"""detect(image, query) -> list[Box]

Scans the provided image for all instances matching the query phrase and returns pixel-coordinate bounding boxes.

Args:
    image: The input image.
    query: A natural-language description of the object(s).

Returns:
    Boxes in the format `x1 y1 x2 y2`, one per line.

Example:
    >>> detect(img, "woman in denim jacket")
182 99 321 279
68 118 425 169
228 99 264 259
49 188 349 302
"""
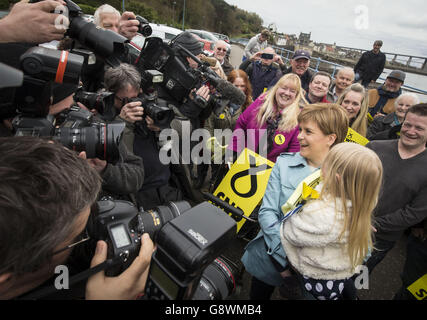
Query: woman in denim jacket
241 103 349 299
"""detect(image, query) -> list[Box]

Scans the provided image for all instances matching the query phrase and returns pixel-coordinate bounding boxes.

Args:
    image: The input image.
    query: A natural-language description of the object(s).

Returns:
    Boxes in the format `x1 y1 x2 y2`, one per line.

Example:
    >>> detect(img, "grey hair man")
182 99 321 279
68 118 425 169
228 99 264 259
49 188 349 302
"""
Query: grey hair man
327 67 355 102
94 4 139 40
213 40 234 76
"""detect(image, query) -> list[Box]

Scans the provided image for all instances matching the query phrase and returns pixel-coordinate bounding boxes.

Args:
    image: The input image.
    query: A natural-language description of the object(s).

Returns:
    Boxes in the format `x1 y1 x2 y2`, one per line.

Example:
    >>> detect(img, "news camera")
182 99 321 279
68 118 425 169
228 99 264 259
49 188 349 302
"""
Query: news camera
6 45 124 162
134 36 246 116
91 199 238 300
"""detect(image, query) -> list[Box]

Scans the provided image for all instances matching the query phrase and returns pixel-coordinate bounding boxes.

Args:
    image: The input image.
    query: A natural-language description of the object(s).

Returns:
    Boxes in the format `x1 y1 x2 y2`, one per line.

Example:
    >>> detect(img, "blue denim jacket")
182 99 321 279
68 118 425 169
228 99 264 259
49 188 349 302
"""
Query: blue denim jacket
241 152 315 286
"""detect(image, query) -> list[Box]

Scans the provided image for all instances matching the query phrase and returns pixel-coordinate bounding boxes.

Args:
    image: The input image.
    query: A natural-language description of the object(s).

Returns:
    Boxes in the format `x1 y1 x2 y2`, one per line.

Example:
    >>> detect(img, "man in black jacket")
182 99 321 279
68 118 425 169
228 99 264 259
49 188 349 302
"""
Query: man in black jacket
354 40 386 88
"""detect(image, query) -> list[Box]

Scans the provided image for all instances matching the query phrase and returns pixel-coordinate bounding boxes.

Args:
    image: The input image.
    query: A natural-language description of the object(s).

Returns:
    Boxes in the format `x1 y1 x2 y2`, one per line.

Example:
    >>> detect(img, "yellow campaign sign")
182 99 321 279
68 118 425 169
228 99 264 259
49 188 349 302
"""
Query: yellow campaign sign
345 127 370 146
407 273 427 300
213 148 275 233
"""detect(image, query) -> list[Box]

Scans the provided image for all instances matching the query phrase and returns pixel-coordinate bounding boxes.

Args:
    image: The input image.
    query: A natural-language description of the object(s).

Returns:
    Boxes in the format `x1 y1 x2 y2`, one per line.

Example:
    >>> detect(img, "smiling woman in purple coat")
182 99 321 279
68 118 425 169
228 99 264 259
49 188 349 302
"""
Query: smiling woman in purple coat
229 73 304 162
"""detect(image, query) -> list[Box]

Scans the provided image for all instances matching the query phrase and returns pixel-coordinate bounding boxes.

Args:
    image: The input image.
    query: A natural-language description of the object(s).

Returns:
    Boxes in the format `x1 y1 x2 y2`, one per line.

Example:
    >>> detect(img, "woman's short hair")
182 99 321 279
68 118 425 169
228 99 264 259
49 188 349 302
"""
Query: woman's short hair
298 103 349 147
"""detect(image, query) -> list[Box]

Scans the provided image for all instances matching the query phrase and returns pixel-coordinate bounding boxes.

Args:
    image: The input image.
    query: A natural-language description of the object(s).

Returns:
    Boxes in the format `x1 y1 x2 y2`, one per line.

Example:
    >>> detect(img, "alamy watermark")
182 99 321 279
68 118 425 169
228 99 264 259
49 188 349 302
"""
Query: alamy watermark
354 5 369 30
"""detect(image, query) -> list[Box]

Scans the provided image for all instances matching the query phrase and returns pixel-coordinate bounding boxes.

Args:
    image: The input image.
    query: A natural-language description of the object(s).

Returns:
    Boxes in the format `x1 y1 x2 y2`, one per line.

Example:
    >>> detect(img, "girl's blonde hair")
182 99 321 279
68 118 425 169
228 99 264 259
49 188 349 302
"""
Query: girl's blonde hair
320 143 383 269
336 83 369 137
256 73 302 132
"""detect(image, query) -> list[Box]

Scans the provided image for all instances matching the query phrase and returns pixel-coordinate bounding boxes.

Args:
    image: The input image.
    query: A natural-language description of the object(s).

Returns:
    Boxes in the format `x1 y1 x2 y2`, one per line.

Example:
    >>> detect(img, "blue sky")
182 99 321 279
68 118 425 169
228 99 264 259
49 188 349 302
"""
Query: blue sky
224 0 427 57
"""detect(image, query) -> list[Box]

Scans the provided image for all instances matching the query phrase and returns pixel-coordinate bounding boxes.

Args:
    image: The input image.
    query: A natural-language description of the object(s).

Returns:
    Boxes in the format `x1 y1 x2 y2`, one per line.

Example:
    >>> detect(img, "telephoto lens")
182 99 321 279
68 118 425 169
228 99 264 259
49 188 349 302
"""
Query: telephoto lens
54 120 125 163
138 201 192 241
191 255 240 300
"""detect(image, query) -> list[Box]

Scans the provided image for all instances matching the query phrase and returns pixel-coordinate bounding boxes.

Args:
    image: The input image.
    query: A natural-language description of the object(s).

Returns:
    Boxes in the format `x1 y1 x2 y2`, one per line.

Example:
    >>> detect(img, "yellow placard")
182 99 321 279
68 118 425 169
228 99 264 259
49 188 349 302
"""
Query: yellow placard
345 127 370 146
407 273 427 300
213 148 275 232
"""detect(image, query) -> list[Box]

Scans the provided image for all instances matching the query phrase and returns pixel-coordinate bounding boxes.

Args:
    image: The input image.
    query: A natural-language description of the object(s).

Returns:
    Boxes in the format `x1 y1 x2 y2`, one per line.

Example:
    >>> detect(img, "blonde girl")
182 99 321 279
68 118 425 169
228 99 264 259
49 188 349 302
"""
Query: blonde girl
280 142 383 300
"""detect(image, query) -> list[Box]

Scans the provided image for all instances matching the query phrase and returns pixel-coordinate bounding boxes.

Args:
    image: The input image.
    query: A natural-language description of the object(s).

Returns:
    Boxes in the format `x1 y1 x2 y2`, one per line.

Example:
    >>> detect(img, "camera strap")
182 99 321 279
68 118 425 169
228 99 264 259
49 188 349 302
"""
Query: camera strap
18 258 119 300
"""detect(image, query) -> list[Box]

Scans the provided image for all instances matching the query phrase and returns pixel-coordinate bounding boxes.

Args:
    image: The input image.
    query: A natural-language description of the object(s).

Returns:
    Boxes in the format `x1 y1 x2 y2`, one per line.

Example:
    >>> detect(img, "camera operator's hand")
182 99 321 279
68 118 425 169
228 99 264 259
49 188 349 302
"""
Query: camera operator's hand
119 101 144 124
190 85 210 103
119 12 139 40
145 116 161 132
78 151 107 173
0 0 68 43
85 235 155 300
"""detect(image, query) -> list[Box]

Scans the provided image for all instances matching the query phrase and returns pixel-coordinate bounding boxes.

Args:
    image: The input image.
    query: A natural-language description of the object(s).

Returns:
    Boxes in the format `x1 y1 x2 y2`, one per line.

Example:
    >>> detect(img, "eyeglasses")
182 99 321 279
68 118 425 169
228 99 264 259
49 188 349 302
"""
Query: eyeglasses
52 228 91 256
216 48 227 52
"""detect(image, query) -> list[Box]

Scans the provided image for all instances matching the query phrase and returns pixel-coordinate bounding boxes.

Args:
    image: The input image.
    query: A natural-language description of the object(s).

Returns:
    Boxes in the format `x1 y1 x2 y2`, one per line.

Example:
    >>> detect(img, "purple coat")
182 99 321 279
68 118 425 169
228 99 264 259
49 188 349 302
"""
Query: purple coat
229 96 300 162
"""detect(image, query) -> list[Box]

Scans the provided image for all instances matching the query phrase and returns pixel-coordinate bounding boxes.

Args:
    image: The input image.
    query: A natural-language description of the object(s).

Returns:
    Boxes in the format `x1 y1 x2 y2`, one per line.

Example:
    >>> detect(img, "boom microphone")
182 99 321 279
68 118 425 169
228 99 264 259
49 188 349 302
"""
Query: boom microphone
215 78 246 106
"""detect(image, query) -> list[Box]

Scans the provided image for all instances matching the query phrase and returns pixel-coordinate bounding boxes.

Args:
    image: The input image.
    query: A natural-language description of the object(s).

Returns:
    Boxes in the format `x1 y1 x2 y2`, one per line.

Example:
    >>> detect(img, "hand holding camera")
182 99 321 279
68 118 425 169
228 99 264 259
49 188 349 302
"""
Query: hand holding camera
119 11 140 40
119 100 144 124
85 235 155 300
0 0 68 44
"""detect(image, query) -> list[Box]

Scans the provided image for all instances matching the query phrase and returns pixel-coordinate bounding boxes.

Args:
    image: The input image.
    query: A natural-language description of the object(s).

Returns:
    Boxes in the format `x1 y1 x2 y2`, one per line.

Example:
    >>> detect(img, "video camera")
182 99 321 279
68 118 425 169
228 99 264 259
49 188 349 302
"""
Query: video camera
134 36 246 116
91 199 238 300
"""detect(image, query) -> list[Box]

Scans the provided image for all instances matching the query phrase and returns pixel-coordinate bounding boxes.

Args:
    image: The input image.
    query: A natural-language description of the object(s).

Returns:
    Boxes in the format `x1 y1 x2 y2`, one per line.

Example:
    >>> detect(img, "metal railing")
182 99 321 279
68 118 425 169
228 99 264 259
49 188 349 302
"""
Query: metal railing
271 45 427 96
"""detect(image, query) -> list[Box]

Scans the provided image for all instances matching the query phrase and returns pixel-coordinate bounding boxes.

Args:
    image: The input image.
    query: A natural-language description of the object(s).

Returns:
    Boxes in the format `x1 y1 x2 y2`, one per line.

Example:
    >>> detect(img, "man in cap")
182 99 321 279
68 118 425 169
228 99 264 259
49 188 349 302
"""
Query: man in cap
368 70 406 118
244 29 270 61
281 49 313 91
354 40 386 88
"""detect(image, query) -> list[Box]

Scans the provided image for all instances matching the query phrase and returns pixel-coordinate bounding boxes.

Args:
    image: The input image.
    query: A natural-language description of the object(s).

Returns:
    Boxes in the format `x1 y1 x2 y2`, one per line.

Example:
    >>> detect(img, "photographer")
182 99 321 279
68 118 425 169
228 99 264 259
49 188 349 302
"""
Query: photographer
104 63 183 210
0 136 154 299
49 83 145 203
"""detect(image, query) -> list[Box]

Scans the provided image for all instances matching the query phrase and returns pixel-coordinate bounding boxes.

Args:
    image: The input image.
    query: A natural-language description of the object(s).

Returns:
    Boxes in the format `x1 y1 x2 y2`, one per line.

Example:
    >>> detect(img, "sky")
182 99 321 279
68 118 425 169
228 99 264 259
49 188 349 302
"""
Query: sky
224 0 427 58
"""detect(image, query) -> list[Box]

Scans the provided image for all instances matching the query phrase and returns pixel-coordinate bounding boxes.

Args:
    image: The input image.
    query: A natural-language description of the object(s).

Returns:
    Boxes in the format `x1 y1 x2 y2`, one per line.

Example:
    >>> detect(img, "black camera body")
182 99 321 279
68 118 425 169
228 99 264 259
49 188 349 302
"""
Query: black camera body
73 87 115 118
125 95 175 130
146 201 237 300
92 199 237 300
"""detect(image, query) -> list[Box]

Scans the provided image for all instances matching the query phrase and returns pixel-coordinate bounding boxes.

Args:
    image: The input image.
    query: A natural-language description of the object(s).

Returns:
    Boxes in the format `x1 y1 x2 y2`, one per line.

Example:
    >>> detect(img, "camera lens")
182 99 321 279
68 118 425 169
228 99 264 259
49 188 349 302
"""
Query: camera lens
54 121 124 163
192 255 238 300
138 201 191 241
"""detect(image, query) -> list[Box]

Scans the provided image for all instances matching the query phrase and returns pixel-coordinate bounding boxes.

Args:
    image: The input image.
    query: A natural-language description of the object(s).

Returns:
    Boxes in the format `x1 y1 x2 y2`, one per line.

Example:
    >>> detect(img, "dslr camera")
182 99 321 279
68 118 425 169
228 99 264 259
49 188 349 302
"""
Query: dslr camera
91 199 238 300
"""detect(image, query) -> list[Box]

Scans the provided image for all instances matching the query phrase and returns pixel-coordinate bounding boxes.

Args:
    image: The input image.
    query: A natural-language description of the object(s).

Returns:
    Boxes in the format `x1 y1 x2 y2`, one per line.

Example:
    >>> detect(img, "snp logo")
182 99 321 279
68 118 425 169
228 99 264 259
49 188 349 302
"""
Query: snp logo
54 265 69 290
354 5 369 30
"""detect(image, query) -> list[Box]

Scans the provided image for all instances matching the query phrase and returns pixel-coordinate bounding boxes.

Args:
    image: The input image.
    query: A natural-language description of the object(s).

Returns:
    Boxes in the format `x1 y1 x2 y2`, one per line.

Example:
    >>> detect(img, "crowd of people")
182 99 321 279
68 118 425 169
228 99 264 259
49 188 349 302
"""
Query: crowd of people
0 1 426 301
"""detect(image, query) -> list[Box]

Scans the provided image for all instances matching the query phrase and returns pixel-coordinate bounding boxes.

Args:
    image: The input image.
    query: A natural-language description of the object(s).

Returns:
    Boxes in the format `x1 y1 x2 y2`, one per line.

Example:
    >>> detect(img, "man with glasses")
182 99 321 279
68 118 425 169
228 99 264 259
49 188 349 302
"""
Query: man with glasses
104 63 184 210
213 40 234 76
0 136 154 299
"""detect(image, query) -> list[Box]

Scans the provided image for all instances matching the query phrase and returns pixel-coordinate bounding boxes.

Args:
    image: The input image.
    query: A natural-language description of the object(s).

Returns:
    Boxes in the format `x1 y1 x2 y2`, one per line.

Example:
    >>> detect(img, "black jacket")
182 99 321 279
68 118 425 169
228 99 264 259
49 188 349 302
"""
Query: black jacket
354 50 386 82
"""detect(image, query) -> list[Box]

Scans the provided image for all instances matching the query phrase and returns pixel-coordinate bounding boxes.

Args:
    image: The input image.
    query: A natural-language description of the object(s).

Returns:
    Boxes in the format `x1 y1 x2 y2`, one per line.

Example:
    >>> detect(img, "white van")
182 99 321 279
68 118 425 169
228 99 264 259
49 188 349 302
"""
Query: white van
131 24 183 50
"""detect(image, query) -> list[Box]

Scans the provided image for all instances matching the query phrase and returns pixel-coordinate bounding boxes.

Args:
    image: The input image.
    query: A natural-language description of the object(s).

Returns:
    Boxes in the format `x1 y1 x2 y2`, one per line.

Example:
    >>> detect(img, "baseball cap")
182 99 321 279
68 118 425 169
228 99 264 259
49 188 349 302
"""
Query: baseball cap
387 70 406 83
292 50 311 60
